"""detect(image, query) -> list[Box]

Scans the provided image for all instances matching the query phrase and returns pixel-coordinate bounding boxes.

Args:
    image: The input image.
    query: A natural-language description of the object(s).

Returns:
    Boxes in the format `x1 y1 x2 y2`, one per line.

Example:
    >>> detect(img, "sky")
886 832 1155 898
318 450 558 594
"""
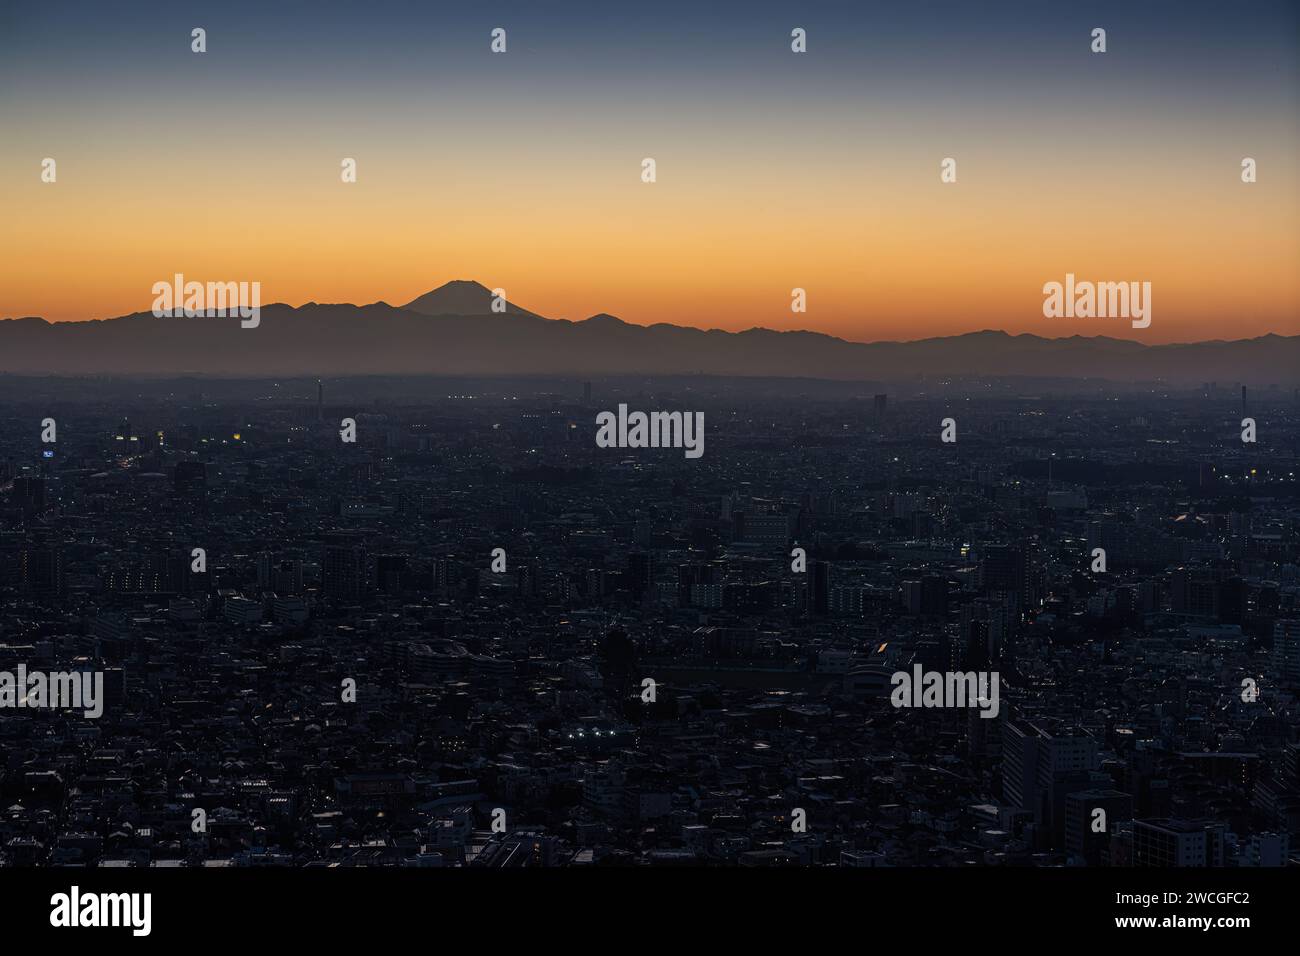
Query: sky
1 0 1297 343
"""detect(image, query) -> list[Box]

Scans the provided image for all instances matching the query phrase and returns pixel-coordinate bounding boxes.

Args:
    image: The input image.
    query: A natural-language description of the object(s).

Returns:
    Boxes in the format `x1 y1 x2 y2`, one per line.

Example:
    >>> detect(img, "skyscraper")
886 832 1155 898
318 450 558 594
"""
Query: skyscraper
1273 619 1300 685
1003 721 1099 841
323 534 368 604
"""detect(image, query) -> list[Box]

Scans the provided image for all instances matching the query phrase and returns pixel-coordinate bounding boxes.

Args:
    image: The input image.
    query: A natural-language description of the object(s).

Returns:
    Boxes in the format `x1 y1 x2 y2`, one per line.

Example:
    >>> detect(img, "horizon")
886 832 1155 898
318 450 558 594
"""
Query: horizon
4 277 1297 350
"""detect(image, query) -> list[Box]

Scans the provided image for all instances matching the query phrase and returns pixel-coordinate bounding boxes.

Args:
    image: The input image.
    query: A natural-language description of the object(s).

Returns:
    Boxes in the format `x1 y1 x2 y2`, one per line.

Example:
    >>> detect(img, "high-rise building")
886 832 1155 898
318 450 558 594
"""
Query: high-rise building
323 535 368 603
20 544 65 595
1132 819 1226 867
1064 789 1132 865
627 552 654 600
809 560 830 615
1003 721 1099 831
980 545 1037 610
376 554 407 594
739 511 794 546
1239 833 1288 867
1273 619 1300 684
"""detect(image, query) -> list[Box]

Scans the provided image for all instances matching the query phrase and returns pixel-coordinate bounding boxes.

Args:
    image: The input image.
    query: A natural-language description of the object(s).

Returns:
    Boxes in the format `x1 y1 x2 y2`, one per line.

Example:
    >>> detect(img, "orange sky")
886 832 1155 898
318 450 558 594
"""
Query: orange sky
3 51 1297 344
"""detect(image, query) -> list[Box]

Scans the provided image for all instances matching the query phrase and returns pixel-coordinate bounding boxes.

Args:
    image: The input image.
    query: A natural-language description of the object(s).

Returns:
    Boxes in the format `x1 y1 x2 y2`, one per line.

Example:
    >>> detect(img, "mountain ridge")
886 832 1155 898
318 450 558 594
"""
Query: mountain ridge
1 281 1296 382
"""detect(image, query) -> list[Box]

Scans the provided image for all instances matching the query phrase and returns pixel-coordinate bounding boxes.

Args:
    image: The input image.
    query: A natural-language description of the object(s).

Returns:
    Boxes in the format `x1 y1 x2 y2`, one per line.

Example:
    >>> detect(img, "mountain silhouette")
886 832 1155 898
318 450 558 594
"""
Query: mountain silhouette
1 281 1296 382
402 280 543 319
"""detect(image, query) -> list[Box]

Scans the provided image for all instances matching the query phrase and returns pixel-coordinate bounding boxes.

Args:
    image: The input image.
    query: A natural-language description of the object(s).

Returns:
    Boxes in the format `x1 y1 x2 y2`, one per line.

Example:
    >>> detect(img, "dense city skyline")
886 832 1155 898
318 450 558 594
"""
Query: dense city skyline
1 374 1297 875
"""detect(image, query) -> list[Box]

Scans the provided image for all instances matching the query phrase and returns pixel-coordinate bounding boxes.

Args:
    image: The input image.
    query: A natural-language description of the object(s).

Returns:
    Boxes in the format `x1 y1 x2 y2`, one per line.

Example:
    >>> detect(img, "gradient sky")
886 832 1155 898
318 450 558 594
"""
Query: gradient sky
1 0 1297 343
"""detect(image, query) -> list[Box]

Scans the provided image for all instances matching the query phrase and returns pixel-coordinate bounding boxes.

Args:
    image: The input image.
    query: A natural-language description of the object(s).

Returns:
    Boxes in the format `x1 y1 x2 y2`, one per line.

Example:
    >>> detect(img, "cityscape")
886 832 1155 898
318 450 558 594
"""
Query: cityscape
1 0 1296 936
1 370 1296 869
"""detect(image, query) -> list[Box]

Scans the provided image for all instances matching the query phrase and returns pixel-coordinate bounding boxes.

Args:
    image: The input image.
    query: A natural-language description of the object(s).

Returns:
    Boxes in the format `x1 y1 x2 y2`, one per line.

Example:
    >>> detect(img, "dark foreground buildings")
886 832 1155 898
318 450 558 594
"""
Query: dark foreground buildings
0 374 1296 867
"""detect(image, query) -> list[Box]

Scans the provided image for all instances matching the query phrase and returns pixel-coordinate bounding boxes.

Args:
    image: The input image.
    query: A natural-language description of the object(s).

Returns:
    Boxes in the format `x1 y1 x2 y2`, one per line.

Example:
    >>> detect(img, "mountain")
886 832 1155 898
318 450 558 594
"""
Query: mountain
1 281 1296 382
401 280 544 319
